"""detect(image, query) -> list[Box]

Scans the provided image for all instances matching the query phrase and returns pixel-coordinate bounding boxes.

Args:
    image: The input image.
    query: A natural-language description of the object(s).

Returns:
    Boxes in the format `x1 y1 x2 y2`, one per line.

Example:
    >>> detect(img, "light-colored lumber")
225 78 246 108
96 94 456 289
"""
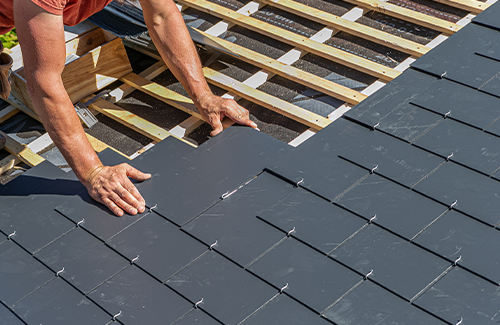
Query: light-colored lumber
202 67 331 130
0 105 19 124
258 0 429 57
432 0 489 14
0 131 45 167
0 155 20 175
194 29 367 105
177 0 400 81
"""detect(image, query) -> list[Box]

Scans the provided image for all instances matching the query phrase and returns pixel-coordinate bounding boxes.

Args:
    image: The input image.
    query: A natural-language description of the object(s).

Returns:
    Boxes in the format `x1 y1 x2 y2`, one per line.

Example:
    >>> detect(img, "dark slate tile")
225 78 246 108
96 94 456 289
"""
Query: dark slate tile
410 78 500 130
248 238 361 313
166 252 277 325
413 162 500 226
137 126 289 225
345 69 438 131
89 265 192 324
413 118 500 175
414 210 500 285
0 195 75 254
182 172 293 267
108 213 207 282
13 278 110 324
241 294 330 325
330 226 449 300
55 193 149 242
0 303 23 325
0 241 53 307
96 148 129 167
486 117 500 138
259 187 365 254
323 281 445 325
174 309 221 325
336 175 447 239
473 1 500 31
339 131 444 188
35 228 129 294
480 72 500 98
414 267 500 324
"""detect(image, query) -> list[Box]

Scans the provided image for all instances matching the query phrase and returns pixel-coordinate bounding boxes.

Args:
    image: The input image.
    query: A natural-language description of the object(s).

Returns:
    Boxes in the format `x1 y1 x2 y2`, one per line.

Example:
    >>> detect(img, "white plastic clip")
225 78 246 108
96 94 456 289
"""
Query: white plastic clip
296 179 304 187
287 227 296 237
455 317 463 325
370 165 378 174
444 110 451 118
56 267 64 277
364 269 373 280
280 283 288 293
77 219 85 227
210 240 217 250
369 215 377 223
372 122 380 130
453 255 462 266
113 310 122 321
449 200 457 209
7 231 16 240
441 71 447 79
131 255 139 264
446 152 454 161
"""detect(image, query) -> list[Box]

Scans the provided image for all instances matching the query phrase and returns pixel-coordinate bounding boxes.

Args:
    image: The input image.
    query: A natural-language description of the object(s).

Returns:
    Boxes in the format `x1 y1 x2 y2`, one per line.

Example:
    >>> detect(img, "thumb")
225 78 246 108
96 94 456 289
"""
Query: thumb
210 117 224 137
125 164 151 181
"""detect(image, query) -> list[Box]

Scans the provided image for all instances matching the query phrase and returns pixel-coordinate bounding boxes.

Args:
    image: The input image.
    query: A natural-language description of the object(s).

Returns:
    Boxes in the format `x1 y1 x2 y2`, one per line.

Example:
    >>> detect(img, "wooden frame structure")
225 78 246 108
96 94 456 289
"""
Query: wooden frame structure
0 0 496 176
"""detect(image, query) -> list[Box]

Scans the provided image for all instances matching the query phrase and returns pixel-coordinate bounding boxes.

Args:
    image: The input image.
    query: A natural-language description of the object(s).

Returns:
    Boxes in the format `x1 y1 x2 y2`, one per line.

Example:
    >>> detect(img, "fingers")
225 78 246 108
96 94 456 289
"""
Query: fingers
226 102 258 130
125 164 151 181
210 116 224 137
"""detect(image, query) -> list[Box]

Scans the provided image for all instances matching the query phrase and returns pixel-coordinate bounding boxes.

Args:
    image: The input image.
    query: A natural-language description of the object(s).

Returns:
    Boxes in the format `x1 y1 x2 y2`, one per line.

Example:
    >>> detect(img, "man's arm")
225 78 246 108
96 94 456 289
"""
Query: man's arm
13 0 150 216
139 0 258 136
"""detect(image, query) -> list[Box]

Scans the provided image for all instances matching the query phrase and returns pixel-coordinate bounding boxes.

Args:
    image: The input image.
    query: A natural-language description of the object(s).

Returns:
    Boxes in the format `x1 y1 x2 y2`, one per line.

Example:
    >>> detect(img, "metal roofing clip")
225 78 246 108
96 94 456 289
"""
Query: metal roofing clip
446 152 453 161
369 215 377 223
149 204 157 213
455 317 463 325
370 165 378 174
56 267 64 277
195 298 203 308
210 240 217 250
449 200 457 209
280 283 288 293
7 230 15 240
287 227 296 237
364 269 373 280
77 219 84 227
372 122 380 131
296 179 304 187
440 71 447 79
131 255 139 264
113 310 122 321
221 188 237 199
444 110 451 118
453 255 462 266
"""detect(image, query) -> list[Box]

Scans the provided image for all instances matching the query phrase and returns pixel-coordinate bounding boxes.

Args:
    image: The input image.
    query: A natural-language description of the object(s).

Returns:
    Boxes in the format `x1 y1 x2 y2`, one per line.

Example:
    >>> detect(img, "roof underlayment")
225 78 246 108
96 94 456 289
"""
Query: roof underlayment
2 1 500 324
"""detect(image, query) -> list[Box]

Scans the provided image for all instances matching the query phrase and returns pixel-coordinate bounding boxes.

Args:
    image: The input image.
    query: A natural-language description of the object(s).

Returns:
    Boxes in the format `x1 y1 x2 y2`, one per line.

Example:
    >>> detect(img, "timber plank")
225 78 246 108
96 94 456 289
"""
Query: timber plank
0 131 45 167
0 105 19 124
433 0 489 14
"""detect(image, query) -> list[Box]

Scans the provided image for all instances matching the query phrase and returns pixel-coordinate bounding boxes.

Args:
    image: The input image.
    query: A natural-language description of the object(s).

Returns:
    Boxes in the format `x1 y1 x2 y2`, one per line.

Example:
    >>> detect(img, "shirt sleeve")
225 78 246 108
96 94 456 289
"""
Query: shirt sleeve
30 0 69 15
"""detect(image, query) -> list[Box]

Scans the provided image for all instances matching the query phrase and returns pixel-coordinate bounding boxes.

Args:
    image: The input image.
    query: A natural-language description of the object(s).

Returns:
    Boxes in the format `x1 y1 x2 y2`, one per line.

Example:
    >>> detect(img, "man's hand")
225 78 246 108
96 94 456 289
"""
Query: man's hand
197 93 258 137
84 164 152 217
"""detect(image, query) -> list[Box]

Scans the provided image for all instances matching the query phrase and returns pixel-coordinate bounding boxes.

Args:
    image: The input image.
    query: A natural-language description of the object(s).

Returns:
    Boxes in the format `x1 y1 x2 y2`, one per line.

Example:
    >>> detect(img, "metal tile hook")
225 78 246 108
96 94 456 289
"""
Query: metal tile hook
195 298 203 308
440 71 447 79
453 255 462 266
77 219 85 227
296 178 304 187
113 310 122 321
455 317 463 325
7 231 16 240
446 152 454 161
364 269 373 280
210 240 217 250
131 255 139 264
56 267 64 277
287 227 296 237
444 110 451 118
370 165 378 174
369 215 377 223
372 122 380 131
280 283 288 293
149 204 157 213
449 200 457 209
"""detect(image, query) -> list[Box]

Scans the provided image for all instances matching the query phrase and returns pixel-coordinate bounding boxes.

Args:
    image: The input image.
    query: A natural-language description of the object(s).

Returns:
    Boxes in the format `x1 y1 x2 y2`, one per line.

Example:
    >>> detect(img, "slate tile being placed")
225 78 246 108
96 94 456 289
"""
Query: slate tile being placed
166 251 277 325
330 225 449 300
336 175 447 239
174 308 221 325
13 278 110 325
414 267 500 324
413 118 500 175
0 240 53 307
413 161 500 226
35 228 129 294
241 293 331 325
248 238 361 313
414 210 500 285
339 130 444 188
89 265 192 324
410 78 500 130
323 280 445 325
259 187 365 254
137 126 289 225
182 172 293 267
0 303 23 325
108 213 207 282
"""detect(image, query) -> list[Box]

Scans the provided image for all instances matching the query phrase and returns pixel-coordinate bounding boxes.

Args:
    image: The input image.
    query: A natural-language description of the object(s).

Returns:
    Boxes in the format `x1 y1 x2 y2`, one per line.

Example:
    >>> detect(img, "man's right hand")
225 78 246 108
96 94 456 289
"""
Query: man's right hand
84 163 152 217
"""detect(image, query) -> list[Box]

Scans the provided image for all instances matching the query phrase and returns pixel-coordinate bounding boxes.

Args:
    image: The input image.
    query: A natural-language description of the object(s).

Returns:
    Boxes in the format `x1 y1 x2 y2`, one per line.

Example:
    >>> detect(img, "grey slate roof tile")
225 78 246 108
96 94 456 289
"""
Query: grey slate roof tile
107 212 207 282
323 281 446 325
413 161 500 226
259 187 366 254
473 0 500 31
166 251 278 325
0 302 23 324
0 240 53 307
182 172 293 267
35 228 129 294
479 72 500 98
414 267 500 324
414 210 500 285
330 225 450 300
88 265 192 324
12 278 110 325
248 238 362 313
335 174 448 239
173 308 222 325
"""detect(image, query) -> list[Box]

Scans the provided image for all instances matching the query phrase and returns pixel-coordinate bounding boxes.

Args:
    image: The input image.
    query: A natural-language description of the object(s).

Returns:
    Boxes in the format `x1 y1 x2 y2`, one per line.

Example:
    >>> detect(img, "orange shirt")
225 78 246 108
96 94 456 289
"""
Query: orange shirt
0 0 113 34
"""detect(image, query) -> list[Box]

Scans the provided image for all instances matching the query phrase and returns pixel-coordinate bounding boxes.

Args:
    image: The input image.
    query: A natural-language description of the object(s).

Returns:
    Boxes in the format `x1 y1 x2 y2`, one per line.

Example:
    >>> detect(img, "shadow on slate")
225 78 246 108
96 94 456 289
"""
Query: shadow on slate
136 126 290 226
182 172 294 267
414 210 500 285
335 174 448 240
88 265 193 325
35 228 129 294
107 212 208 282
12 277 110 324
414 267 500 324
330 225 450 301
473 0 500 31
258 185 366 254
323 280 445 325
166 251 277 325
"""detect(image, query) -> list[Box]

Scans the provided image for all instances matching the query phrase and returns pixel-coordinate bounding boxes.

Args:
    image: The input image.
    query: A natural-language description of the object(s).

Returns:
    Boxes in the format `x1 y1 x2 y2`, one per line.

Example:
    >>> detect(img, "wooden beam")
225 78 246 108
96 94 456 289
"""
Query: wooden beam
0 105 19 124
258 0 429 57
194 29 367 105
177 0 400 81
0 154 20 175
432 0 489 14
340 0 461 34
202 67 331 130
0 131 45 167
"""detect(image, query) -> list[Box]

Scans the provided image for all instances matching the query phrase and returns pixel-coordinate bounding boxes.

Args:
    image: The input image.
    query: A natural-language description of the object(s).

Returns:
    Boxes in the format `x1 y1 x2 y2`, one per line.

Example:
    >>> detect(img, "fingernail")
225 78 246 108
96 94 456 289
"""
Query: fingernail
129 208 137 215
255 128 261 132
138 205 145 213
251 122 258 128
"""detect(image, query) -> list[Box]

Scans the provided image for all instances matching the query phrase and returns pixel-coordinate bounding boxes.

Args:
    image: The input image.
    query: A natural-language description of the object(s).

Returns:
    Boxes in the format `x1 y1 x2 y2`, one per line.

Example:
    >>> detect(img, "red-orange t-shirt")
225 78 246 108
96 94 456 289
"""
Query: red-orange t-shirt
0 0 113 34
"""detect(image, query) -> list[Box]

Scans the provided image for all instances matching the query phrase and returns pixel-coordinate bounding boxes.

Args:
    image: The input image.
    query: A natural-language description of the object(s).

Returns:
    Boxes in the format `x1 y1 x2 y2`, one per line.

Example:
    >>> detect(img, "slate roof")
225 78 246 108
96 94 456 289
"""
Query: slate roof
2 2 500 324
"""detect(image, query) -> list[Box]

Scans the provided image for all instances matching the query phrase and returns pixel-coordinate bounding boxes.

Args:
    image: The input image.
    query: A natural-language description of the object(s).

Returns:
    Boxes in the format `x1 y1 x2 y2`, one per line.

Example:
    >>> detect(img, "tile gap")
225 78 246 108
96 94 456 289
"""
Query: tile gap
320 277 366 315
410 159 447 189
170 307 196 325
30 226 77 255
332 173 371 203
243 233 290 269
410 208 451 241
408 114 446 145
237 291 282 325
162 249 212 283
410 263 456 303
327 222 371 255
104 211 152 242
477 68 500 90
9 276 58 308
